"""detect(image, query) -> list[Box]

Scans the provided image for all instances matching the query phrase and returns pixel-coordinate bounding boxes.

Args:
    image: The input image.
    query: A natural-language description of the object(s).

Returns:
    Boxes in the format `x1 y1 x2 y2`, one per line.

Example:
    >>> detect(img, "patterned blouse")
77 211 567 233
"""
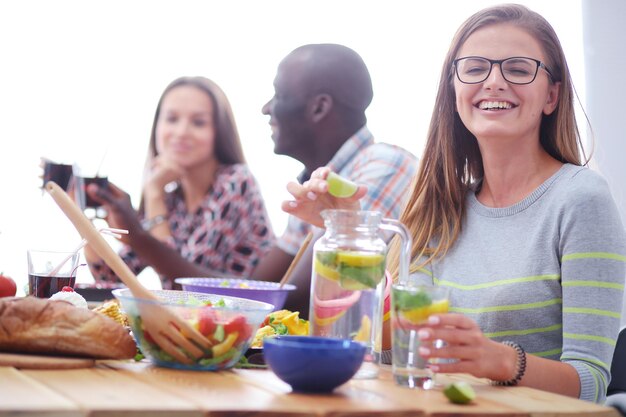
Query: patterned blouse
91 163 275 289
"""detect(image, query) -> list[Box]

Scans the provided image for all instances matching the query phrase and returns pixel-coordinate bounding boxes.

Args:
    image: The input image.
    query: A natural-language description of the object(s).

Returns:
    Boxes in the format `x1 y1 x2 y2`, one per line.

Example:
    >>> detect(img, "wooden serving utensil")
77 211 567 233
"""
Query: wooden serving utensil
45 181 210 363
279 232 313 288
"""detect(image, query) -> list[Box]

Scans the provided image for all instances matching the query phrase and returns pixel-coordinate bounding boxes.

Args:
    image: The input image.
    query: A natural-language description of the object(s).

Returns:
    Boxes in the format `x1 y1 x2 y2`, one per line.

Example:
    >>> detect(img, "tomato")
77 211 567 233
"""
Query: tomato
0 274 17 297
223 315 250 343
143 330 156 345
198 307 218 337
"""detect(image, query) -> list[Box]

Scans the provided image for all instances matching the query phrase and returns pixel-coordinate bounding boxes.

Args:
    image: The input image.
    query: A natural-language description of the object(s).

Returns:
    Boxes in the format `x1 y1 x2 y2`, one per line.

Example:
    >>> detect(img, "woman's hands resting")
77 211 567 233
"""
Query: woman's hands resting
281 167 367 227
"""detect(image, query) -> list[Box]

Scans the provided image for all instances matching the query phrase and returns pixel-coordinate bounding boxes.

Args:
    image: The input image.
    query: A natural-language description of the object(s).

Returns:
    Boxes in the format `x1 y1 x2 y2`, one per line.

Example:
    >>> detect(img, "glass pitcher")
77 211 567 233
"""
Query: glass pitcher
309 209 411 379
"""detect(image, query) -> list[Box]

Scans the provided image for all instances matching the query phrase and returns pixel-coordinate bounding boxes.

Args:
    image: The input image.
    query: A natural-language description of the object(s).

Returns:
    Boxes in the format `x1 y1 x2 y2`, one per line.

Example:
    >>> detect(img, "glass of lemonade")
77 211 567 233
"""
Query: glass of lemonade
391 283 449 388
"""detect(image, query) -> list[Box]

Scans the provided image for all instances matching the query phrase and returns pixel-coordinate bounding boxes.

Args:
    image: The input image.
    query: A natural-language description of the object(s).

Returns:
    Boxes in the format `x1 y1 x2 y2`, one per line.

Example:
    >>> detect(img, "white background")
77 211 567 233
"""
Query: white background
0 0 585 294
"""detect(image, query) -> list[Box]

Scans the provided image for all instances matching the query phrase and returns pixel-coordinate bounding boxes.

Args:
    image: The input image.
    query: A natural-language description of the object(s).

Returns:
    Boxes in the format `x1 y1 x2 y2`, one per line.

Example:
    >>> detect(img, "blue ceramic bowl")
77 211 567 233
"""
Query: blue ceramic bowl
175 277 296 311
264 336 366 392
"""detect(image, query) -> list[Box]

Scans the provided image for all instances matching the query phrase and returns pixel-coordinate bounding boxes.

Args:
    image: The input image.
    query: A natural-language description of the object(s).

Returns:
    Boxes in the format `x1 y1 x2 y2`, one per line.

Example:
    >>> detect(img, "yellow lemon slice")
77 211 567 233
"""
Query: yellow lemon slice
353 315 371 343
314 257 340 282
428 299 450 315
326 172 358 198
314 309 346 326
339 275 374 291
337 251 385 267
400 299 449 324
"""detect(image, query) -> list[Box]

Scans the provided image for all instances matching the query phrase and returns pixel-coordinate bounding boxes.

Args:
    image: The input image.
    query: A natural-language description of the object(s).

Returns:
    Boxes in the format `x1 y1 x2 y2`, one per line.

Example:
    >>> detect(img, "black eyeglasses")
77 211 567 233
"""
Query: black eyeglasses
453 56 554 85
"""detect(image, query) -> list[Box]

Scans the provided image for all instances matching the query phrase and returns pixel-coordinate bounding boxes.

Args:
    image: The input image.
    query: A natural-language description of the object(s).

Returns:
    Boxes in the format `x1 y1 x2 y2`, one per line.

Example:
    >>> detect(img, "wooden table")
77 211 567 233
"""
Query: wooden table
0 360 619 417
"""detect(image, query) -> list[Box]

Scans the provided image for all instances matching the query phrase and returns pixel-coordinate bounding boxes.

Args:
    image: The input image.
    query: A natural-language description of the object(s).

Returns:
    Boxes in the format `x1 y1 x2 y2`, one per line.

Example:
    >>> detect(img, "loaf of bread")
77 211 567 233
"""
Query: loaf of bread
0 296 136 359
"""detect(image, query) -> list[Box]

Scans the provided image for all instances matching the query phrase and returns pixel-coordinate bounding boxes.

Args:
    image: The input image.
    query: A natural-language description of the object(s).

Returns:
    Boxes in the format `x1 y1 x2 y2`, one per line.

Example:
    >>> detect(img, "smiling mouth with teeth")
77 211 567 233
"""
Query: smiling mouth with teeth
478 101 515 110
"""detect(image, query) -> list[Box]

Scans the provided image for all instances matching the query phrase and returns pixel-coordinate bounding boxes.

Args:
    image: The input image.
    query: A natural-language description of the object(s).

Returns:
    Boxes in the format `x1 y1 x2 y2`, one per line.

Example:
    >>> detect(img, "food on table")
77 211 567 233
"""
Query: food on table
443 381 476 404
251 310 310 348
0 296 136 359
0 273 17 297
326 171 358 198
93 300 128 326
49 286 88 309
128 298 257 368
314 250 385 290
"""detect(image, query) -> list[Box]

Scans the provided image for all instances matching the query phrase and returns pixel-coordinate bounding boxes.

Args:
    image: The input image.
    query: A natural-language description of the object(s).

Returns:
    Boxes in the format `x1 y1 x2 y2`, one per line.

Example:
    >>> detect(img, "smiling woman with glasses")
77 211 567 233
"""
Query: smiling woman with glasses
453 56 554 85
383 3 625 404
280 3 626 405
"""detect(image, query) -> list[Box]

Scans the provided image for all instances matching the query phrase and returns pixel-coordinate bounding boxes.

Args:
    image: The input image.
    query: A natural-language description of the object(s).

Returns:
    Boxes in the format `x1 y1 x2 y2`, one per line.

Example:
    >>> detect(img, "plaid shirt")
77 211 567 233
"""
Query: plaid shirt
92 164 275 289
277 125 418 255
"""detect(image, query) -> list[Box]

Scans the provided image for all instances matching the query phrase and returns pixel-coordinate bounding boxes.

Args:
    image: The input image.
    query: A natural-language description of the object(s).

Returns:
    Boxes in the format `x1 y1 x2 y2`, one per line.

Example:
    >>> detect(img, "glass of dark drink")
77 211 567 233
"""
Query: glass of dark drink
73 176 109 219
80 176 109 208
27 250 80 298
41 159 74 191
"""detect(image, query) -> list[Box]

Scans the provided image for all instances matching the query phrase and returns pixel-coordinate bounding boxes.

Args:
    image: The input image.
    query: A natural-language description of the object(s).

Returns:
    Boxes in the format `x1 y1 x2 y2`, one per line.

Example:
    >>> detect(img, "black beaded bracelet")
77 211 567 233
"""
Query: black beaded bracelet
493 340 527 386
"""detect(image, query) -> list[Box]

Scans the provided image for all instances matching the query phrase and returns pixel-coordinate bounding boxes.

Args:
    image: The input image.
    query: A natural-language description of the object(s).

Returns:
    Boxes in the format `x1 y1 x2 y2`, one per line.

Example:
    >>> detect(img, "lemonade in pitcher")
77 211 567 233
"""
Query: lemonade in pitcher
310 209 410 379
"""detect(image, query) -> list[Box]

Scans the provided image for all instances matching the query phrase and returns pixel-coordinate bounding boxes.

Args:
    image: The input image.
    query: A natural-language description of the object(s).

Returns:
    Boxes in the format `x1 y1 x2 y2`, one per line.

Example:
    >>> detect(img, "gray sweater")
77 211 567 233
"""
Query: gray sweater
410 164 626 402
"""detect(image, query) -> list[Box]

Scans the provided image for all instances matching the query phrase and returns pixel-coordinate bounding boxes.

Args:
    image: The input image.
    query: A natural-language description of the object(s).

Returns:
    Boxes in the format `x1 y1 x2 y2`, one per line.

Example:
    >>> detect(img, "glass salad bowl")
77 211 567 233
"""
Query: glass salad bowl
113 289 274 371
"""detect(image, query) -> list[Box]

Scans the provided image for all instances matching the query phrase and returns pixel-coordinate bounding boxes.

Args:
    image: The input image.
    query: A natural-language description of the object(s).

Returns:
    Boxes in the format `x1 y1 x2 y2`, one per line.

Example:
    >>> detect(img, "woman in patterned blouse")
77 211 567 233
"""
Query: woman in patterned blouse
85 76 275 289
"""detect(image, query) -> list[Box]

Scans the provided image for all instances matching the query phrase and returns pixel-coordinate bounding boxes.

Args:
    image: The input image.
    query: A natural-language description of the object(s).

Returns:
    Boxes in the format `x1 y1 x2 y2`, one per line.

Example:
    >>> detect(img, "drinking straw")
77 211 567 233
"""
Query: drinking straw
46 227 128 277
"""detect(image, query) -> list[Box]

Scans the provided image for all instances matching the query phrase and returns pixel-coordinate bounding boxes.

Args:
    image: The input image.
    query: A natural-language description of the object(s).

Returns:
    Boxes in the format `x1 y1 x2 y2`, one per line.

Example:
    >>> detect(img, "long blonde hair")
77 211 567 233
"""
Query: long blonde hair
388 4 587 280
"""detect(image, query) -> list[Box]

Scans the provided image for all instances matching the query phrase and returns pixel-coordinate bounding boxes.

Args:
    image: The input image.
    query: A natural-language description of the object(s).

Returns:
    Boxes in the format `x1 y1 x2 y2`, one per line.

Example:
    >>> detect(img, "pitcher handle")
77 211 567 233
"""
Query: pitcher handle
380 218 412 284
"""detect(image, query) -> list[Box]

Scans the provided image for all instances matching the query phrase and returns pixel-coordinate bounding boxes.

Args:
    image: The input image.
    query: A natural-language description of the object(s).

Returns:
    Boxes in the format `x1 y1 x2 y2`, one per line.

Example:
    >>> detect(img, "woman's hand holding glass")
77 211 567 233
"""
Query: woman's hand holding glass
85 182 140 244
281 167 367 228
417 313 517 382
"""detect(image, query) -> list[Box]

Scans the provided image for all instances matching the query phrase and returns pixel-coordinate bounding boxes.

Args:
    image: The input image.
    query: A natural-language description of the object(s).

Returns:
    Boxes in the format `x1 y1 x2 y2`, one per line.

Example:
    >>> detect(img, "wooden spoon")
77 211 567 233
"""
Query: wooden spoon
45 181 210 363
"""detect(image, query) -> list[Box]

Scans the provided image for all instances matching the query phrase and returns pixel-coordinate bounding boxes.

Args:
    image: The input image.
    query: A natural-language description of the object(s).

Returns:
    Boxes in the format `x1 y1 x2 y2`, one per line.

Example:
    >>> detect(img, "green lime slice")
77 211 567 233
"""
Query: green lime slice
327 172 358 198
316 251 337 266
443 381 476 404
338 264 384 290
339 274 374 290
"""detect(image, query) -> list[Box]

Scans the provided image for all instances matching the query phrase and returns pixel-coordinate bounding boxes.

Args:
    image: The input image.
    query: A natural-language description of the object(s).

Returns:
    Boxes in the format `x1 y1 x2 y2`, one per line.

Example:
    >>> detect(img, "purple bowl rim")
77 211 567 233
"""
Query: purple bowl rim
112 288 275 312
264 336 366 351
174 277 296 291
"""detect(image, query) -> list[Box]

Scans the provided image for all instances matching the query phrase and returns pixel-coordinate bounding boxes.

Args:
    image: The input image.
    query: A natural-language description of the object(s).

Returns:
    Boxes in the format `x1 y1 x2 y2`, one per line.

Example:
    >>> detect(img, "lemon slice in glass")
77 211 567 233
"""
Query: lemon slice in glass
400 299 450 324
314 257 340 282
336 251 385 267
327 172 358 198
443 381 476 404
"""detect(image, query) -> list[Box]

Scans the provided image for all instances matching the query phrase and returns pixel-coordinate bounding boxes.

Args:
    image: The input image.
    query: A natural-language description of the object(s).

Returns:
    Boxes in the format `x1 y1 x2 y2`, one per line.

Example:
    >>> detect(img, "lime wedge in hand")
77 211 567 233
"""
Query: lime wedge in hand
327 172 358 198
443 381 476 404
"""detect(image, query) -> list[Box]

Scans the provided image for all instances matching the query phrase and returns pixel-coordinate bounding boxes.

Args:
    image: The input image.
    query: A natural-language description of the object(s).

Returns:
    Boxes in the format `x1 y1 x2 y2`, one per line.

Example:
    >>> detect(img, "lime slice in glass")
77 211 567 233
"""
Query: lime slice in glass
327 172 358 198
443 381 476 404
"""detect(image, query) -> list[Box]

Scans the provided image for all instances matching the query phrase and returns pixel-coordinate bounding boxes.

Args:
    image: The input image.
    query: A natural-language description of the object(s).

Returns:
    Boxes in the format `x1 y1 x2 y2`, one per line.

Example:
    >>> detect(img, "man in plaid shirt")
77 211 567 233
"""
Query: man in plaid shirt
252 43 417 314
